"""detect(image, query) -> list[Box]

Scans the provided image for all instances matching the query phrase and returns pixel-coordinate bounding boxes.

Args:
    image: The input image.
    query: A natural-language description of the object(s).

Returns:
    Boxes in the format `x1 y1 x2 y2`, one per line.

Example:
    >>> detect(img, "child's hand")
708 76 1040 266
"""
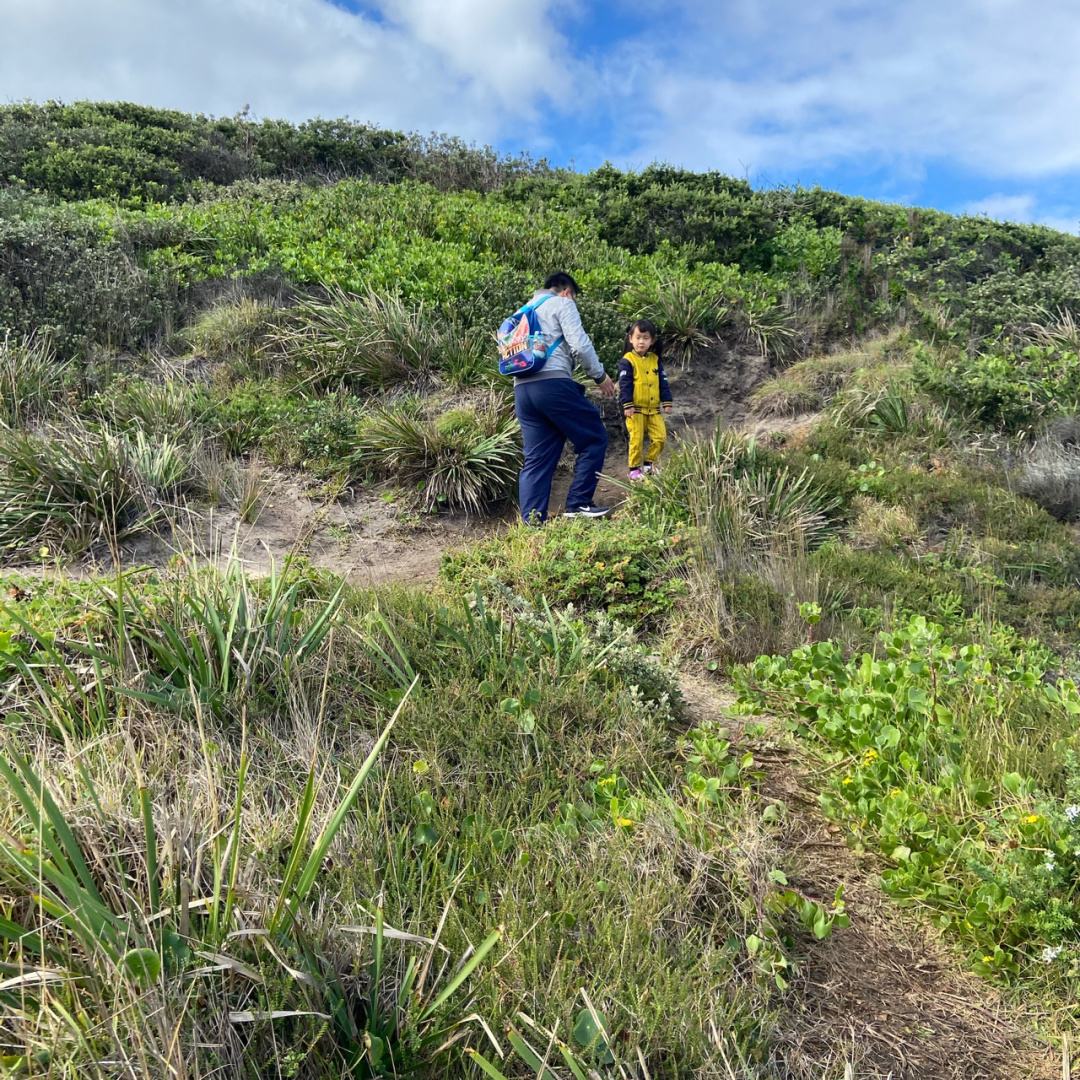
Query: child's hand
623 405 636 417
662 403 672 414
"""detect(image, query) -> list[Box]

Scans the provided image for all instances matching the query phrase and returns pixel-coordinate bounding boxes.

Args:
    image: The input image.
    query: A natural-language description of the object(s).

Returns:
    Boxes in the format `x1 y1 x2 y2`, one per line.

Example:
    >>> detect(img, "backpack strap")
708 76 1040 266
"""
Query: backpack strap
516 291 557 316
518 292 564 358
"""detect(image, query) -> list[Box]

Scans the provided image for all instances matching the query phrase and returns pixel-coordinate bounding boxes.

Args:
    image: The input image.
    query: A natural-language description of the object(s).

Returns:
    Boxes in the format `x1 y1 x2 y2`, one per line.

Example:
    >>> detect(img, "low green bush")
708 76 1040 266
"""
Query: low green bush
441 517 689 630
736 614 1080 984
916 344 1080 430
197 379 365 475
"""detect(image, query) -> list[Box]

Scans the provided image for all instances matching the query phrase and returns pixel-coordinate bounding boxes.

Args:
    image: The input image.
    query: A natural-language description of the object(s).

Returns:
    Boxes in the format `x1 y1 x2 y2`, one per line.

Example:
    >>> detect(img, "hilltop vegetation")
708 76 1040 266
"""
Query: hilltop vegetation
1 101 1079 1077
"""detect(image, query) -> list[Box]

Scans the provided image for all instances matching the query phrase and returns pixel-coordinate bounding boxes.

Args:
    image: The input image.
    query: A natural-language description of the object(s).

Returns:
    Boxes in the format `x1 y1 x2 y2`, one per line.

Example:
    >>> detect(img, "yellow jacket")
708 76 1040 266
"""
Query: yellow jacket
617 350 672 413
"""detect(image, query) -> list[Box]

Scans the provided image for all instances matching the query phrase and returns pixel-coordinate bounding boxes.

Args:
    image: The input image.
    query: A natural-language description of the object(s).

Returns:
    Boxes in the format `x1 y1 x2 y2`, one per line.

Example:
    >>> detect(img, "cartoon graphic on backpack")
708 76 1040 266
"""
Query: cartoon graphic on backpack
496 293 565 377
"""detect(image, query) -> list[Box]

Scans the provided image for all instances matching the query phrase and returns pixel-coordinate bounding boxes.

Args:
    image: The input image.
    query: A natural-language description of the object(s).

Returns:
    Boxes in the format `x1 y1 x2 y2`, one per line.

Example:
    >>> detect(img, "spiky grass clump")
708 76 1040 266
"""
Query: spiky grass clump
276 288 459 391
353 396 520 513
82 374 199 437
624 278 727 370
0 420 200 555
0 332 71 426
180 296 284 369
737 291 798 362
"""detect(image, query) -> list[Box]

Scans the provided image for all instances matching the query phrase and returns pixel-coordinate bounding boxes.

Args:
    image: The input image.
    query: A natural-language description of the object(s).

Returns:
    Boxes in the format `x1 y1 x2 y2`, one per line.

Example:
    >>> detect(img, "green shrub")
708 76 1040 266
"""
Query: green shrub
0 189 181 356
0 101 546 203
196 378 291 455
915 343 1080 430
867 462 1062 546
441 517 689 629
736 614 1080 983
197 379 366 476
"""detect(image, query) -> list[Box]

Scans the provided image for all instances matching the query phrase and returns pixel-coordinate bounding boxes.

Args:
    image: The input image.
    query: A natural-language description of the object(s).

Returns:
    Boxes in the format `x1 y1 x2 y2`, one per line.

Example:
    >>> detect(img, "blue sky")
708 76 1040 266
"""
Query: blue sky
4 0 1080 231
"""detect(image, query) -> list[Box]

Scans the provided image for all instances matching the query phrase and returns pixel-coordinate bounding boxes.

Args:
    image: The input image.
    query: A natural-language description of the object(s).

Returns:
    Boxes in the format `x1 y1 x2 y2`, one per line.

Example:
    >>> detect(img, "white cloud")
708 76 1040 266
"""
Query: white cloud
963 194 1038 222
604 0 1080 181
0 0 568 139
962 193 1080 234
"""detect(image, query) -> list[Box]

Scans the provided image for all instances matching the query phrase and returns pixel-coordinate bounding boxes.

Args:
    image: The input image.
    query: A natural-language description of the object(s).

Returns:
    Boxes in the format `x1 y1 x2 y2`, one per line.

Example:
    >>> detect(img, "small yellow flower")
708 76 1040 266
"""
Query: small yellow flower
842 776 854 786
595 562 606 569
889 788 902 797
863 748 879 761
37 546 49 559
1024 814 1041 825
615 817 635 828
982 955 994 964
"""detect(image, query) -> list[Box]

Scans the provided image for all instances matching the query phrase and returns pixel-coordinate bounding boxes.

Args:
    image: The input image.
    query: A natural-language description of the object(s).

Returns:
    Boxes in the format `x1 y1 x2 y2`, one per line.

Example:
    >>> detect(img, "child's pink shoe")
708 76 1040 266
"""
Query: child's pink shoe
628 468 644 482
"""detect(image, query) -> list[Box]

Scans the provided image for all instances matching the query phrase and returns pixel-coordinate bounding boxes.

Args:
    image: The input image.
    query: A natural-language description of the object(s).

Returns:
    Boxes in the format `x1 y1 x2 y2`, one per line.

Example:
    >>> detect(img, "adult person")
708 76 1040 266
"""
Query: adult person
513 272 618 523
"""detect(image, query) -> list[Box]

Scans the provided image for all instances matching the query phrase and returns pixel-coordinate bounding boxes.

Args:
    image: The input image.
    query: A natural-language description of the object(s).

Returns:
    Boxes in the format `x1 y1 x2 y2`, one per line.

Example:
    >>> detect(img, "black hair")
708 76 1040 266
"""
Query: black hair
624 318 661 356
544 271 582 295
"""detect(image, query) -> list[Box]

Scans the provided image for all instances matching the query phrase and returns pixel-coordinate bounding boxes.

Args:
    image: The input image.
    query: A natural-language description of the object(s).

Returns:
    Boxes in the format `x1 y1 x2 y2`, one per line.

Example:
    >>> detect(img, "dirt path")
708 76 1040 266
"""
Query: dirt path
680 671 1060 1080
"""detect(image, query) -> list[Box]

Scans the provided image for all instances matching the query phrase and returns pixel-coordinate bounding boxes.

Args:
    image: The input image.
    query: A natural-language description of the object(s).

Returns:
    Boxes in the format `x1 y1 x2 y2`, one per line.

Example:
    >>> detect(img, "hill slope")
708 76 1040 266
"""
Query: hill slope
1 101 1080 1077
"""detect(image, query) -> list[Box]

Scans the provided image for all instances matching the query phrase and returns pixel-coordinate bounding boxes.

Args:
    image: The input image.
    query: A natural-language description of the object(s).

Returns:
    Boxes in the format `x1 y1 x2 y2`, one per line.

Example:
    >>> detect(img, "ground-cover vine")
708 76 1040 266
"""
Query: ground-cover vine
734 614 1080 988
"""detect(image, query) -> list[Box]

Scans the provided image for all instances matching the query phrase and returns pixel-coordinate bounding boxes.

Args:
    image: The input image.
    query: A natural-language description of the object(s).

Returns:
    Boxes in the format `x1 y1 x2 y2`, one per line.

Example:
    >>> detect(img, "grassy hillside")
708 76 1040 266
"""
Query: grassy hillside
2 102 1079 1077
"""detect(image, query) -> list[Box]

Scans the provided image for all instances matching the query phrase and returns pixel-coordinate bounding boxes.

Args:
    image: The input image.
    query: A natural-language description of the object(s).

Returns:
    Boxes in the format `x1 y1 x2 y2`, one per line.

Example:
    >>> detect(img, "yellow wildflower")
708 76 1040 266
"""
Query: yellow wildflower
37 546 49 559
1024 814 1041 825
889 788 902 797
863 748 879 761
982 955 993 964
595 562 606 569
615 817 634 828
842 776 854 786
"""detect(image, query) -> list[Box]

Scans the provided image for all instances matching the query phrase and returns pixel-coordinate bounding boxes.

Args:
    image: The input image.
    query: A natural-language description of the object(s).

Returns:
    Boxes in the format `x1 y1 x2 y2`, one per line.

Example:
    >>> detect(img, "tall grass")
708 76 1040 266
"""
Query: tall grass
180 296 284 371
633 430 842 661
0 562 822 1075
0 683 408 1076
0 332 71 426
0 419 202 556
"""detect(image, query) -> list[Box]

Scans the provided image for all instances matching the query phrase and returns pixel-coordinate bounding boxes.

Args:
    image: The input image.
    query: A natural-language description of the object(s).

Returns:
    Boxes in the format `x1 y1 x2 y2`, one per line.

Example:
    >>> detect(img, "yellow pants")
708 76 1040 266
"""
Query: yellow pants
626 411 666 468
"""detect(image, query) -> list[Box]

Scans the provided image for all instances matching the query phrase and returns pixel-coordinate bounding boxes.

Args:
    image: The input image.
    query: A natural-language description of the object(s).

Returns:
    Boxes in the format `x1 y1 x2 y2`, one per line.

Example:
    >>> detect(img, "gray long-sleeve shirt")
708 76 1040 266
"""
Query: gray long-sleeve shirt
523 290 607 383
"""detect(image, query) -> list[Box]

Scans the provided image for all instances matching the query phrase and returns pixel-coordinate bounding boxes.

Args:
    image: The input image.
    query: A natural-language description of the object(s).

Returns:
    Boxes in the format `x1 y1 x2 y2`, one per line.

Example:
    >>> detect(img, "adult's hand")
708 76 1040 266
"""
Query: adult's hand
597 375 618 399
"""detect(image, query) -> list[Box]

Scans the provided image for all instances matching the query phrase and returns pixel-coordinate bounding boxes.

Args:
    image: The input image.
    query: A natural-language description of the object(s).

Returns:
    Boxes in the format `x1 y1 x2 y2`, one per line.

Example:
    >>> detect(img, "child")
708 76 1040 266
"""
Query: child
617 319 672 481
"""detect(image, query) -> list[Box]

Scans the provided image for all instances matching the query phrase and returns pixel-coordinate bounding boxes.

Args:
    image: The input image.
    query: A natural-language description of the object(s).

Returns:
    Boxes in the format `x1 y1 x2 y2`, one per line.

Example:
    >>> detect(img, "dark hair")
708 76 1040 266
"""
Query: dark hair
544 271 581 295
624 318 661 355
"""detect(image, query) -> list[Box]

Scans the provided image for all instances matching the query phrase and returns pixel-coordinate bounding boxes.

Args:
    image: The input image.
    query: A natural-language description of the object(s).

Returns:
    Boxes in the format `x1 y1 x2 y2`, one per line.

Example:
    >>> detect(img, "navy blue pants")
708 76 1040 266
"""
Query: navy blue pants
515 378 608 523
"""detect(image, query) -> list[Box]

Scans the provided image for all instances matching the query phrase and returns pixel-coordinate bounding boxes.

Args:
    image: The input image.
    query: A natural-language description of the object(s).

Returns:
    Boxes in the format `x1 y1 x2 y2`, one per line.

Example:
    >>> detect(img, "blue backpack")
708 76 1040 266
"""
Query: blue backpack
496 293 564 377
